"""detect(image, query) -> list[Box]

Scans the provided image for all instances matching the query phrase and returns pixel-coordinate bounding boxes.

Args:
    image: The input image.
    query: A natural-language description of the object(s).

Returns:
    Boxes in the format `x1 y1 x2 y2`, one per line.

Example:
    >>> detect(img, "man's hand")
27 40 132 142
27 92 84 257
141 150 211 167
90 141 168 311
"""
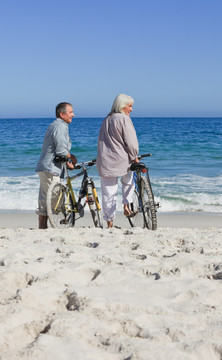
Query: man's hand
66 153 77 170
67 161 74 170
70 154 77 165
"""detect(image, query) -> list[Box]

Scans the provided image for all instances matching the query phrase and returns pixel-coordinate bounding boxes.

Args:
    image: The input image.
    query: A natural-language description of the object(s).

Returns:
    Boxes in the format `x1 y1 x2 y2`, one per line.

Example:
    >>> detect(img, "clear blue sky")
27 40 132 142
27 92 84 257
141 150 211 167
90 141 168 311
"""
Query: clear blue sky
1 0 222 118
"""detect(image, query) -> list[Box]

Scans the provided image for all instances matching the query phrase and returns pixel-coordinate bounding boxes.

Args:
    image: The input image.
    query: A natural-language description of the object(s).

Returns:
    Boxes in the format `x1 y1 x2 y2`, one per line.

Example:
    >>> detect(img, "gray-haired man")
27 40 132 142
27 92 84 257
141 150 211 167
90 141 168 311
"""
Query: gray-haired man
36 102 77 229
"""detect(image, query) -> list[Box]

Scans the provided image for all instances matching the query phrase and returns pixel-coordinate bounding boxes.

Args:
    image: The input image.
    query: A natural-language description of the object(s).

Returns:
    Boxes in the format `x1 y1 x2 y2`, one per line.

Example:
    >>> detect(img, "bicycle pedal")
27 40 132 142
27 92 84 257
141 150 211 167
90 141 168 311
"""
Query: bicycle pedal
60 219 67 224
79 210 84 217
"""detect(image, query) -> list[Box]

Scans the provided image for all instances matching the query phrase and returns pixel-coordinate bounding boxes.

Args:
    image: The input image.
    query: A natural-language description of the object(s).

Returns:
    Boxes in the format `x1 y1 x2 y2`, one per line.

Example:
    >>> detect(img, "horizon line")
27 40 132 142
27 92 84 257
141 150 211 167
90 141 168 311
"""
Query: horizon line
1 115 222 120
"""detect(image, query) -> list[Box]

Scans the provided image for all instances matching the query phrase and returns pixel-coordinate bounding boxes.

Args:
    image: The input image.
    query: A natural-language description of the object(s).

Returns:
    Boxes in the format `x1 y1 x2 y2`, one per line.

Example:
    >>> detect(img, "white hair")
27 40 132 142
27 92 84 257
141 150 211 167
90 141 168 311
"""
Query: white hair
109 93 134 114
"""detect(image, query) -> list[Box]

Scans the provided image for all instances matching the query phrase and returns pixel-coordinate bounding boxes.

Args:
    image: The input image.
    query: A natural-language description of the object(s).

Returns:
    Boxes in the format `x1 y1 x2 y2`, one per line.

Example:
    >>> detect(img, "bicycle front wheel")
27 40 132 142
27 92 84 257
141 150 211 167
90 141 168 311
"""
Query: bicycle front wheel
47 182 75 229
87 184 103 228
141 176 157 230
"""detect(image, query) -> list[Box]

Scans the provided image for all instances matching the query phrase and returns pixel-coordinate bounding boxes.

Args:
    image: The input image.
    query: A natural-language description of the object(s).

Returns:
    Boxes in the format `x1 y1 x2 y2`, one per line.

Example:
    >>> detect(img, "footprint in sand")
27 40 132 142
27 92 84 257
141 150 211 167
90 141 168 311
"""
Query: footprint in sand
173 290 197 302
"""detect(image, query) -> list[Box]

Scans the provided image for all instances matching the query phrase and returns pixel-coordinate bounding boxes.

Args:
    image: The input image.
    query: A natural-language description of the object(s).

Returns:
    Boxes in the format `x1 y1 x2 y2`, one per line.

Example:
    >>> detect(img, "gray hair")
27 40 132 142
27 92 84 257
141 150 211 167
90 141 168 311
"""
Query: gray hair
109 94 134 115
55 102 72 118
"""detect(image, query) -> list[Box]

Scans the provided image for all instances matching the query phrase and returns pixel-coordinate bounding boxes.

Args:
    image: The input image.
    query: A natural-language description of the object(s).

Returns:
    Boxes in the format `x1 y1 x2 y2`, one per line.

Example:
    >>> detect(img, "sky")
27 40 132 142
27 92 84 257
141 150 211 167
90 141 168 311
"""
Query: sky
1 0 222 118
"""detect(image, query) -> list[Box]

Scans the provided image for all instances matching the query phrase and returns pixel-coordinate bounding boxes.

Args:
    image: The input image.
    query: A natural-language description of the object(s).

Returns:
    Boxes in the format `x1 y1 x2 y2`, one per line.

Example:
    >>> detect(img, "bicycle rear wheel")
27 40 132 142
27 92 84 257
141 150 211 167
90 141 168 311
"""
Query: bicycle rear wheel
128 187 146 228
87 184 103 228
141 176 157 230
47 182 75 229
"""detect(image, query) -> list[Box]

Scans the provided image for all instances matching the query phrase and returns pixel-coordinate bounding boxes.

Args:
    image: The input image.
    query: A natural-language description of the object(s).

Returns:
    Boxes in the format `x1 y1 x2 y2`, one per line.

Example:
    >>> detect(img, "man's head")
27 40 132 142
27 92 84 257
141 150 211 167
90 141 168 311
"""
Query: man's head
56 102 74 124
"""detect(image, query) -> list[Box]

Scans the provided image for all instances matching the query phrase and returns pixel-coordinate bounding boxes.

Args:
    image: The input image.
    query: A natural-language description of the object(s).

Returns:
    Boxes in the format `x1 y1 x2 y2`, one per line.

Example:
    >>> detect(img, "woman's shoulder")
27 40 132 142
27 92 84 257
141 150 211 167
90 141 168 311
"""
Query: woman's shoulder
108 113 131 122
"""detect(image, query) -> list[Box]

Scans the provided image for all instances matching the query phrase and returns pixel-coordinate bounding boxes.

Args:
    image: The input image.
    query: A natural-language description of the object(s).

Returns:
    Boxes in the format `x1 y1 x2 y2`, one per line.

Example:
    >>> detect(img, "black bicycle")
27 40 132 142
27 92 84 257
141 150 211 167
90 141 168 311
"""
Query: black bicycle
128 153 159 230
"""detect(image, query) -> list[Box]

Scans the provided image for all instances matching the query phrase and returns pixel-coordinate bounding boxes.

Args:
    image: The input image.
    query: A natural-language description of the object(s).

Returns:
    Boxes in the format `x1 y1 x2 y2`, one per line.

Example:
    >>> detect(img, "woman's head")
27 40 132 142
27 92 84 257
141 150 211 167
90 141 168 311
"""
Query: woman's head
110 94 134 116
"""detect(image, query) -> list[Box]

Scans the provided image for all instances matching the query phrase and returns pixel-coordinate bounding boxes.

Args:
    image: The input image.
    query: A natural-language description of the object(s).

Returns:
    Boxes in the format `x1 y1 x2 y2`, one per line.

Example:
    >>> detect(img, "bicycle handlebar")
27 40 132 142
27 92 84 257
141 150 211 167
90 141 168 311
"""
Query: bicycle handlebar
74 159 96 169
138 153 152 159
54 155 96 170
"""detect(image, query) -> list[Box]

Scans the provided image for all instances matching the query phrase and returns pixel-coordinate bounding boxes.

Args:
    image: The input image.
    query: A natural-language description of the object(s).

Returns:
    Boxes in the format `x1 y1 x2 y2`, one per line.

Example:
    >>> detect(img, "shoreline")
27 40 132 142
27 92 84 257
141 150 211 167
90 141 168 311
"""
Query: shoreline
0 211 221 229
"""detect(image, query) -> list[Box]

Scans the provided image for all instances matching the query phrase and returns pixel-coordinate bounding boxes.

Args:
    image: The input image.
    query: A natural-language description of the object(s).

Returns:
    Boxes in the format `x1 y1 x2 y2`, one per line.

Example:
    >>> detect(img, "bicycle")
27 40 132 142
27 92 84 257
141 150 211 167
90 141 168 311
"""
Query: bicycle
46 156 103 229
128 153 159 230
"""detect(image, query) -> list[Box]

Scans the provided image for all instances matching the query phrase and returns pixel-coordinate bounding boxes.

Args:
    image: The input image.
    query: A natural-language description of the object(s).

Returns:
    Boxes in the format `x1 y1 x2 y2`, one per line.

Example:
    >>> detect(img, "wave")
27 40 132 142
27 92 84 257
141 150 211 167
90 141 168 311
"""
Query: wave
0 175 40 211
152 174 222 212
0 175 101 212
0 174 221 213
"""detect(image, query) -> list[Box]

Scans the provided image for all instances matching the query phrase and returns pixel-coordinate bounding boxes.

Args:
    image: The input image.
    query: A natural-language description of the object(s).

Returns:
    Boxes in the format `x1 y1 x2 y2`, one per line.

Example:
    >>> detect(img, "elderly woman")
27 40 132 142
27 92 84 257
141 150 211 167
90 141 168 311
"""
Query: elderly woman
97 93 139 228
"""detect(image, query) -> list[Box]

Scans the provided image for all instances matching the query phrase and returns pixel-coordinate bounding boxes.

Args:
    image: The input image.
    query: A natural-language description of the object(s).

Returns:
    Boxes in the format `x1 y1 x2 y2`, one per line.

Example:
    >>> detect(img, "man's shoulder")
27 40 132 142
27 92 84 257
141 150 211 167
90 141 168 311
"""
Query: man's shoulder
53 118 67 126
50 118 67 132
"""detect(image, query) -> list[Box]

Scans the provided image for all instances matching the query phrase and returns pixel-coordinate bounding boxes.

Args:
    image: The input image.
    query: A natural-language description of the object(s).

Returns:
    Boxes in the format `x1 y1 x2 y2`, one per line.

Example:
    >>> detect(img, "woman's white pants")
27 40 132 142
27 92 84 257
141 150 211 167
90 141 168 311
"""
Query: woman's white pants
101 171 135 221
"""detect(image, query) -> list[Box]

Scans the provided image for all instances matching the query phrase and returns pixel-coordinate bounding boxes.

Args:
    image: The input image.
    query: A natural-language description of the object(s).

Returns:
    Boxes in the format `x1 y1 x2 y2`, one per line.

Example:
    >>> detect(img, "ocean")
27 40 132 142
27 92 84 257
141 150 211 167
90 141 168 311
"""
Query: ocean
0 117 221 214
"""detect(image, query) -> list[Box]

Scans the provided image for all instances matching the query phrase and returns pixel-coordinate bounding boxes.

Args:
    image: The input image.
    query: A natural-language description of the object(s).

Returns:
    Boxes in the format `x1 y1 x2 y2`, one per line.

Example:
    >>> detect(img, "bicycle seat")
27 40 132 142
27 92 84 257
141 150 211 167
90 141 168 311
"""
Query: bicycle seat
54 155 67 163
130 162 146 171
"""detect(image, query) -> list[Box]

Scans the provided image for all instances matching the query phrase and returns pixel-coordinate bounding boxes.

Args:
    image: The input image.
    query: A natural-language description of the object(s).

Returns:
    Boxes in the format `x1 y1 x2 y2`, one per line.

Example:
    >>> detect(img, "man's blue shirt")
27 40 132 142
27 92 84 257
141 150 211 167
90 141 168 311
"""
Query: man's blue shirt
36 118 71 175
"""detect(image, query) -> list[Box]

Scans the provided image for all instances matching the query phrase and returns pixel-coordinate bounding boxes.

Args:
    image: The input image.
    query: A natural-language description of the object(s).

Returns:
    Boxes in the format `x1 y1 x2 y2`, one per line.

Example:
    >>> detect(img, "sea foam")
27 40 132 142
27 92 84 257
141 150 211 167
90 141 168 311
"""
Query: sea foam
0 174 221 213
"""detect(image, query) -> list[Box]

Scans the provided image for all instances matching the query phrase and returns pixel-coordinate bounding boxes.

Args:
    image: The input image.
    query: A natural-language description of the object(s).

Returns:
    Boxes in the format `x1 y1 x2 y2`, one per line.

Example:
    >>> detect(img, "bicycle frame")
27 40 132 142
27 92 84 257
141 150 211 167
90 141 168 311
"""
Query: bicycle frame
62 162 101 215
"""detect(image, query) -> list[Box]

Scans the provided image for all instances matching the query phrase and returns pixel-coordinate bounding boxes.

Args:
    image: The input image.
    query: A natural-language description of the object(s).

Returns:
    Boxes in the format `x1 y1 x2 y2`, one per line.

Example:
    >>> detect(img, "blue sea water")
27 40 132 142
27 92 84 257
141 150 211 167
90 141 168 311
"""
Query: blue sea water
0 117 222 213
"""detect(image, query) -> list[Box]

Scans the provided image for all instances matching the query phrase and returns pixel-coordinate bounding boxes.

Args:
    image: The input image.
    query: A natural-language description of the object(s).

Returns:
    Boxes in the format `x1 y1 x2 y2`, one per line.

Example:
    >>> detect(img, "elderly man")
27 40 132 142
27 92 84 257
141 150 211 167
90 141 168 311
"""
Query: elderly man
36 102 77 229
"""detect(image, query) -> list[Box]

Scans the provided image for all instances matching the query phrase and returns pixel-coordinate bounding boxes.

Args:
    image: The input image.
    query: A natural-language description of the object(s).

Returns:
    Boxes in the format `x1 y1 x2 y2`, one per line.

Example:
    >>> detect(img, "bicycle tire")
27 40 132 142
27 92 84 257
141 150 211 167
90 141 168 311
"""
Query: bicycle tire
128 187 146 228
141 176 157 230
87 184 103 228
47 182 75 229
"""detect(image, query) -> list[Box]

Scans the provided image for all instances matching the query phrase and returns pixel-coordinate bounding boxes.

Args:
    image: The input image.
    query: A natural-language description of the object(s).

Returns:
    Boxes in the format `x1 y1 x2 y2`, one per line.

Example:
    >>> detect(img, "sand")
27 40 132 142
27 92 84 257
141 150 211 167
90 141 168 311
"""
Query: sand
0 212 222 359
0 211 221 229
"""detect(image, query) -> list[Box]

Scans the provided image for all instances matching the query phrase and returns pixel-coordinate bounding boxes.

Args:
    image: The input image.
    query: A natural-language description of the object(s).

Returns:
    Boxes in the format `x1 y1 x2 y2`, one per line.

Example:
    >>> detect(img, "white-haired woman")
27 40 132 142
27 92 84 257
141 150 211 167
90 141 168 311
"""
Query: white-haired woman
97 94 139 228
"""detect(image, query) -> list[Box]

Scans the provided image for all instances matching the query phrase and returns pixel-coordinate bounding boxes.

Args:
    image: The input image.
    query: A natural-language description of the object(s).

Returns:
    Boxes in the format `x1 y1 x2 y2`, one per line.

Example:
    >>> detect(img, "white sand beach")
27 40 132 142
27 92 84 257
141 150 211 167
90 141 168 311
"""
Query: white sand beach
0 212 222 359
